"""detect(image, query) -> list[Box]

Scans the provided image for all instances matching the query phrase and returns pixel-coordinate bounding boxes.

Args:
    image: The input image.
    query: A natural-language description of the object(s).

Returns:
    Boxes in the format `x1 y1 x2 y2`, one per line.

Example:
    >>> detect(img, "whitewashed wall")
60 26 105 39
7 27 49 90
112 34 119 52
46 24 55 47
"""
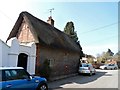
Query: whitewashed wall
0 39 10 67
0 38 36 75
0 40 2 66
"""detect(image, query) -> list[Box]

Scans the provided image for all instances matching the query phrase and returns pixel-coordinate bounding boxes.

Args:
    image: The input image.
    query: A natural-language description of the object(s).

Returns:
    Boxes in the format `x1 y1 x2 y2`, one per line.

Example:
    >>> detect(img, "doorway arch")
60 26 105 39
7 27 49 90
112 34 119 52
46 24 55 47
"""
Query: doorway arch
17 53 28 70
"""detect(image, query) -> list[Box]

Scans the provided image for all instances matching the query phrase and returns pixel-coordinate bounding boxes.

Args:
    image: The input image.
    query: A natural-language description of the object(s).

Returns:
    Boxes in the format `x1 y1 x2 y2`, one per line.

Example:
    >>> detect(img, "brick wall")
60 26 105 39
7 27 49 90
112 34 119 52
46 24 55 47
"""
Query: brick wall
36 44 80 81
17 21 35 43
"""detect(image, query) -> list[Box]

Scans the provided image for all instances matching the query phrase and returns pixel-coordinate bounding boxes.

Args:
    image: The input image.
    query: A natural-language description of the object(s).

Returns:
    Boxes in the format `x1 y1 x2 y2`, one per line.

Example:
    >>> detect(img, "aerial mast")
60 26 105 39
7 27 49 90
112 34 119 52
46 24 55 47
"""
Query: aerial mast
49 8 54 17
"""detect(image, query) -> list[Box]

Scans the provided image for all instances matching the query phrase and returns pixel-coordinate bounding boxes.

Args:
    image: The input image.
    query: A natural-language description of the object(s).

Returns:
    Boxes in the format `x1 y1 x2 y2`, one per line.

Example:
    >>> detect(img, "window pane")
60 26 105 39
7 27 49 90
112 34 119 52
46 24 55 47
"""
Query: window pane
16 70 29 79
5 70 12 81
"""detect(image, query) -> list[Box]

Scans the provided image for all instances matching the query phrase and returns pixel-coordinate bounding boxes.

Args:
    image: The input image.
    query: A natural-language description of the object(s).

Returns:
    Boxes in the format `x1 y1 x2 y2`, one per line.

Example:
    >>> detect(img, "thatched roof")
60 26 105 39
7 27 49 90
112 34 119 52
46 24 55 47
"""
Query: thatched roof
7 11 82 53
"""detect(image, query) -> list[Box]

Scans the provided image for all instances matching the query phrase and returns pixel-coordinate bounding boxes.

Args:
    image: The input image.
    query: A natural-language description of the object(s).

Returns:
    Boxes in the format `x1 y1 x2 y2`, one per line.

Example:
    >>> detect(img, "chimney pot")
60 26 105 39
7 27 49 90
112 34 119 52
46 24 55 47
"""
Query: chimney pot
47 16 54 26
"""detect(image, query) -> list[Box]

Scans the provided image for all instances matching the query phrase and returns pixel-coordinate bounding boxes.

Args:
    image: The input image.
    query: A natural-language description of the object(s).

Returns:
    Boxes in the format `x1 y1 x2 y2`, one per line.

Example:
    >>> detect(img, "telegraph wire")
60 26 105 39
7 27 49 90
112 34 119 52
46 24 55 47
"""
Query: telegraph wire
82 35 117 46
79 22 119 35
0 9 13 23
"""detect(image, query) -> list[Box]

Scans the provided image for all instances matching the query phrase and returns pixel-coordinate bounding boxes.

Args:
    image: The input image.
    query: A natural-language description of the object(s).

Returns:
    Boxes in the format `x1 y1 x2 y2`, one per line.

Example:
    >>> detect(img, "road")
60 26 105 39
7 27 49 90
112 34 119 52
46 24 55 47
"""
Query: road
48 69 118 89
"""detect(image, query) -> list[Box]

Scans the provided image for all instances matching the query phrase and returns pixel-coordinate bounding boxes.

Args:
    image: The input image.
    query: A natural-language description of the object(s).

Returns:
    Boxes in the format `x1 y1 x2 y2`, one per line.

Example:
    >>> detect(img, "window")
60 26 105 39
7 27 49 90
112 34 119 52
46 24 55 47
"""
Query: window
11 70 17 77
16 69 29 79
49 59 55 67
5 70 17 81
82 64 89 67
4 69 30 81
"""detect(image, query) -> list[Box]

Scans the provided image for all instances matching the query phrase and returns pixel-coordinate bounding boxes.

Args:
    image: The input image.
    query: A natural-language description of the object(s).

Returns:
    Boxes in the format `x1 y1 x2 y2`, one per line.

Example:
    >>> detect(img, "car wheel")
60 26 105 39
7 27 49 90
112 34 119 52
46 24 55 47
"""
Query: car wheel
104 67 107 70
93 71 96 75
89 71 92 76
114 67 117 70
37 84 48 90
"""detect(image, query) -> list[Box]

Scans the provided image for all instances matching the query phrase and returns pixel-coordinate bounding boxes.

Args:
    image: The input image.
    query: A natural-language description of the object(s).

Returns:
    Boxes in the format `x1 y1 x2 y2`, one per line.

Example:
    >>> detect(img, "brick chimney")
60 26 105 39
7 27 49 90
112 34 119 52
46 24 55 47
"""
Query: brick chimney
47 16 54 26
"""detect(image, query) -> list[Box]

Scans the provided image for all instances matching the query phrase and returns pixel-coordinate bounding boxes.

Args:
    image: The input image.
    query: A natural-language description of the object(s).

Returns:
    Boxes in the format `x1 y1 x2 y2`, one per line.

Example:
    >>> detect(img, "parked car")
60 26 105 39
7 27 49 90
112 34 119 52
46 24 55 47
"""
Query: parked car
100 64 118 70
92 63 104 69
78 63 96 76
0 67 48 90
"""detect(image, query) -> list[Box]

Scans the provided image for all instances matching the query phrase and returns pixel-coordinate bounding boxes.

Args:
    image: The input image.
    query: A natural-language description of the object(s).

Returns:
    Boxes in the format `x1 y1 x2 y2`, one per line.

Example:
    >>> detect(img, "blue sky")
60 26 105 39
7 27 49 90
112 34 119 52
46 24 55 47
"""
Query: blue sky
0 0 118 56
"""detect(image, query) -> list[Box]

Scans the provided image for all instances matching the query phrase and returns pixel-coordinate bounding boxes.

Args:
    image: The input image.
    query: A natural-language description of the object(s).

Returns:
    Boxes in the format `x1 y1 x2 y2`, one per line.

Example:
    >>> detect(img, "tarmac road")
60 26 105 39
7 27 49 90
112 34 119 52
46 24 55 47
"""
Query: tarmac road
48 69 118 89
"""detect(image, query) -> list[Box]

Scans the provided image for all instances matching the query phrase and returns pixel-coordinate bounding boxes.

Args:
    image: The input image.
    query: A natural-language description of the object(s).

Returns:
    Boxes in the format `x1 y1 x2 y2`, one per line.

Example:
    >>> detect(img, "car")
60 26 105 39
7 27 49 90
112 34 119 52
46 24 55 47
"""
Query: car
0 67 48 90
100 64 118 70
78 63 96 76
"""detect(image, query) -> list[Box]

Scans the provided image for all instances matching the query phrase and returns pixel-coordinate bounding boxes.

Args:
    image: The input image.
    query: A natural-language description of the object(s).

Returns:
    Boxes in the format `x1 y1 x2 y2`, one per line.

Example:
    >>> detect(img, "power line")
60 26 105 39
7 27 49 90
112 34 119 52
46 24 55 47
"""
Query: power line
0 9 13 22
83 35 117 46
79 22 119 35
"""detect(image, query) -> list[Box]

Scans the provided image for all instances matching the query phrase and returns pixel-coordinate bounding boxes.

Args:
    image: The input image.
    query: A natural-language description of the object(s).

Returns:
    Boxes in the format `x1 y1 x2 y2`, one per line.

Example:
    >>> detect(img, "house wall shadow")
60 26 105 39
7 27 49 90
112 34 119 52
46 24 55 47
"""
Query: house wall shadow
48 70 107 89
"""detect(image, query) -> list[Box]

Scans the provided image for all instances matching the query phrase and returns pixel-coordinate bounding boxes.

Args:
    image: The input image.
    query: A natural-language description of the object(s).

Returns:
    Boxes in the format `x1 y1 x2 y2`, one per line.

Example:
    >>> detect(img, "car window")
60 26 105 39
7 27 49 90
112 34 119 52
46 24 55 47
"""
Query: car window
82 64 89 67
108 64 112 66
17 69 30 79
111 64 115 66
5 70 17 81
80 64 82 67
4 69 30 81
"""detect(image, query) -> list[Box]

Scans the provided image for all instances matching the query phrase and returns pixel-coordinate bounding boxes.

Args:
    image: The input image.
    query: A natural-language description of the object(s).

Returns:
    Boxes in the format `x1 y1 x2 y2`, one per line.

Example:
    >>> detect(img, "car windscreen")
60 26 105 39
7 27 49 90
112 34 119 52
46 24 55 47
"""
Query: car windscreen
82 64 89 67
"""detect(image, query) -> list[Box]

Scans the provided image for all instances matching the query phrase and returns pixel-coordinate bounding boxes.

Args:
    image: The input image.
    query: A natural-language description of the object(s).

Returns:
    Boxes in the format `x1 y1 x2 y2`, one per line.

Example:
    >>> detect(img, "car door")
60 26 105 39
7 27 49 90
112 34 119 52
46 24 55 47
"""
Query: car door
110 64 115 69
108 64 114 69
3 69 36 90
89 64 95 73
107 64 111 69
0 70 4 89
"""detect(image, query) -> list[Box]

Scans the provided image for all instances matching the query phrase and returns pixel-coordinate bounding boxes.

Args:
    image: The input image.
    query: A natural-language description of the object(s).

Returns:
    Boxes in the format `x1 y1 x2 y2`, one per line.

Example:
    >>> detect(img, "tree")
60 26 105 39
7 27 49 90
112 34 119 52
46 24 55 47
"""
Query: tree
107 48 114 56
64 21 78 42
113 51 120 61
86 55 95 64
64 21 84 59
97 49 114 63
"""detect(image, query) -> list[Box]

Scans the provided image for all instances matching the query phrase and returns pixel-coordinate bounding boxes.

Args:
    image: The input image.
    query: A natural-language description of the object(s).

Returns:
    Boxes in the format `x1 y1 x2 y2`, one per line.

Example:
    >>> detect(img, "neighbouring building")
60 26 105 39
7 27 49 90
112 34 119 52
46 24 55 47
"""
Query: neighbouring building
6 11 83 80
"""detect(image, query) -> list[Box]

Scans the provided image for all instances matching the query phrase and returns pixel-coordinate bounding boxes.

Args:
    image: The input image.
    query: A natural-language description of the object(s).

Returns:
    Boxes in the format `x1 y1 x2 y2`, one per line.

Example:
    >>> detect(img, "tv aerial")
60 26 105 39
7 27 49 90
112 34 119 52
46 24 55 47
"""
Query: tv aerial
49 8 54 17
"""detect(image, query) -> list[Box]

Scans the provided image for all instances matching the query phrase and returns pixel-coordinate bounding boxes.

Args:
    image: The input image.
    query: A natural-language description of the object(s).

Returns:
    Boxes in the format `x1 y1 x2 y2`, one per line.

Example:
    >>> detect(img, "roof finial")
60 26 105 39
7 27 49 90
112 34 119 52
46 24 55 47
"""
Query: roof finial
49 8 54 17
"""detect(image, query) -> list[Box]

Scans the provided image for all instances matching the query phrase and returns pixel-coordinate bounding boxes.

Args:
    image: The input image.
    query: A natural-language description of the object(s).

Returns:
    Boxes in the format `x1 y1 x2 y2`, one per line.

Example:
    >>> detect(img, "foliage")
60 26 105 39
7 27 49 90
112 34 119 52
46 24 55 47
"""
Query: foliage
106 49 114 56
96 49 114 63
64 21 78 42
113 51 120 61
86 54 95 64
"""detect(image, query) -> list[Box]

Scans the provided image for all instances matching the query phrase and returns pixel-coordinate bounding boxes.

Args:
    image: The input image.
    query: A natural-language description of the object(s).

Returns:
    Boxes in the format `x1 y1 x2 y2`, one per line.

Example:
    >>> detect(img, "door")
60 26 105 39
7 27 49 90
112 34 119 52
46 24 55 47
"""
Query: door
17 53 28 70
2 69 35 90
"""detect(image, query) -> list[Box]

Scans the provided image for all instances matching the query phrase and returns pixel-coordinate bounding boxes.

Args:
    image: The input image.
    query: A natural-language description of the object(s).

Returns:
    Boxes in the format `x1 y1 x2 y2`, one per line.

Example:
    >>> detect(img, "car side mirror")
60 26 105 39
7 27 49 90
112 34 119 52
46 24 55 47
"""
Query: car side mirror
26 76 33 81
29 76 33 80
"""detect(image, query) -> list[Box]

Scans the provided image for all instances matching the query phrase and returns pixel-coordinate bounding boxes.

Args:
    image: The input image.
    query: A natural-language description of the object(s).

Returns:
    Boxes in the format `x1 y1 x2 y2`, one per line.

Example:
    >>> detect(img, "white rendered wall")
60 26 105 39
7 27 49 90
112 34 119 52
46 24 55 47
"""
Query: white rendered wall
1 38 36 75
8 38 19 67
0 39 10 67
0 40 2 66
19 42 36 75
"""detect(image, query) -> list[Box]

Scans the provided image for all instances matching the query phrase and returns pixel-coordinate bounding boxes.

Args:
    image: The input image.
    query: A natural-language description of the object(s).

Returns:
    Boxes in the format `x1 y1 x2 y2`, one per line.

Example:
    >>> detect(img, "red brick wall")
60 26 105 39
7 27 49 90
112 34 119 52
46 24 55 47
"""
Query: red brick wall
17 21 35 43
36 44 80 81
35 43 41 75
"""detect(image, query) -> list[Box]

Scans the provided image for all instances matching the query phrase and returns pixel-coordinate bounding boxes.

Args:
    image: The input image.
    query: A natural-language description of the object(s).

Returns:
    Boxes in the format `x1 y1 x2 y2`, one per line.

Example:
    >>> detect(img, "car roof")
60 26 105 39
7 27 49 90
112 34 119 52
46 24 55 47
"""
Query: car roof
0 67 24 70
